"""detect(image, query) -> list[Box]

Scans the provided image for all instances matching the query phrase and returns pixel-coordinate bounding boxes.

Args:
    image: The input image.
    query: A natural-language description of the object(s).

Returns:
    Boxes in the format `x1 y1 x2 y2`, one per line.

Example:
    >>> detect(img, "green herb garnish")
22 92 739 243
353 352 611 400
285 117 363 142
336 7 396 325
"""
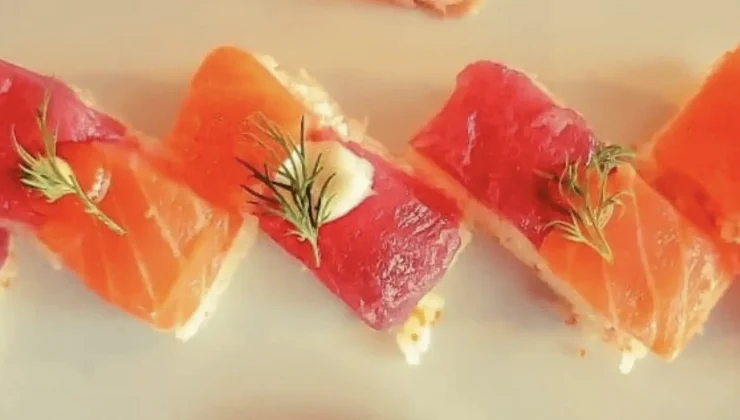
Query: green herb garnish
238 114 336 267
12 91 125 235
543 143 634 263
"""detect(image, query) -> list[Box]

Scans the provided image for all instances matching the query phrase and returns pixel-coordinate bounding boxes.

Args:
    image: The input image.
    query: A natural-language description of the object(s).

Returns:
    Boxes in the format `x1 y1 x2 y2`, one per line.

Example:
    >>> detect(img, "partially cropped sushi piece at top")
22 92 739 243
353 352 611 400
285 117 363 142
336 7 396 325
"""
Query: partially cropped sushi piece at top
383 0 484 17
406 60 734 371
163 46 471 365
0 58 258 339
637 43 740 273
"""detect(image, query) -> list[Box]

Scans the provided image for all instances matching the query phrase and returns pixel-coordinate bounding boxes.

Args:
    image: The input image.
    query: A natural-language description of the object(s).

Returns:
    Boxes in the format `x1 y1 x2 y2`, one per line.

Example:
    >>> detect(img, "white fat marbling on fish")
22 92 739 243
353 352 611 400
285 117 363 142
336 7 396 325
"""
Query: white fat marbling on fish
109 194 155 302
463 112 478 166
0 78 11 95
530 108 572 136
86 168 111 203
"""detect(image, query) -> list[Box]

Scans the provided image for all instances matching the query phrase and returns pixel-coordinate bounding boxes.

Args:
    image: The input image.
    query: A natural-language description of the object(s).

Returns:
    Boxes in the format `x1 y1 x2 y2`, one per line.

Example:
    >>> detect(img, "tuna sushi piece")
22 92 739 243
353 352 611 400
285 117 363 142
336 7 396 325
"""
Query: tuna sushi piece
637 44 740 271
164 46 470 364
406 60 733 370
0 230 14 289
0 60 258 338
408 61 595 249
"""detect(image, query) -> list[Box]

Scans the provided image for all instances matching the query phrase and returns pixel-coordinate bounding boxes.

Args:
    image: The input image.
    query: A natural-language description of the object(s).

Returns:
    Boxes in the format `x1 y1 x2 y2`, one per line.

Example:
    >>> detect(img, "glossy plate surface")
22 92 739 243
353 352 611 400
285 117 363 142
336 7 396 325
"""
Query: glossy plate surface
0 1 739 419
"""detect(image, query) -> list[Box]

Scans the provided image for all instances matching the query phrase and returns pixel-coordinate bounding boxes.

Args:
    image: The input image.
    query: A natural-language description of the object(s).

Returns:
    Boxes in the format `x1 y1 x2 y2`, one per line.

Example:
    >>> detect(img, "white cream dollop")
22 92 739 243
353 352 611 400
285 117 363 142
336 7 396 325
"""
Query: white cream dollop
277 140 374 223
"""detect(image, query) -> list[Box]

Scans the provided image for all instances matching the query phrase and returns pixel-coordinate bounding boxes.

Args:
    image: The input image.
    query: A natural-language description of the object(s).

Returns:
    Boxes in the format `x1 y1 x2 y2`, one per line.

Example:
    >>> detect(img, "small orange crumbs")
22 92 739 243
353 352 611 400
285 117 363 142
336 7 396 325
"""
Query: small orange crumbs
565 314 578 326
430 310 442 325
578 348 587 358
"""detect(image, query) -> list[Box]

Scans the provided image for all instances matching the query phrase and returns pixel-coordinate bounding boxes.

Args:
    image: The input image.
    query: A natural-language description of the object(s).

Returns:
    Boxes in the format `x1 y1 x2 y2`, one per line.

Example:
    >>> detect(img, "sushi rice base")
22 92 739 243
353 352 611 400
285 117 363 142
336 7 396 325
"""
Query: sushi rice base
405 148 649 374
0 235 16 290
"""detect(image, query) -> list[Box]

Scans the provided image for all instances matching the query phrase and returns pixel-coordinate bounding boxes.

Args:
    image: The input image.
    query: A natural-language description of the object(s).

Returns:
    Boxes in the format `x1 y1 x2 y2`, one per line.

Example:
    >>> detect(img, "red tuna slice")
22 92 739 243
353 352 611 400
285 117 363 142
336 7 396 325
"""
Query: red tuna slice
0 229 13 288
407 61 596 247
259 140 467 330
0 59 127 225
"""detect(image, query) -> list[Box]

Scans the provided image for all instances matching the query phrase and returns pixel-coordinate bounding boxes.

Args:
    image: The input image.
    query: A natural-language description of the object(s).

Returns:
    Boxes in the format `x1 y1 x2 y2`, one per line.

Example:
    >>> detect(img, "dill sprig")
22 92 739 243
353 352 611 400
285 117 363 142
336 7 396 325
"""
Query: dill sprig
543 143 634 263
238 114 336 267
12 91 125 235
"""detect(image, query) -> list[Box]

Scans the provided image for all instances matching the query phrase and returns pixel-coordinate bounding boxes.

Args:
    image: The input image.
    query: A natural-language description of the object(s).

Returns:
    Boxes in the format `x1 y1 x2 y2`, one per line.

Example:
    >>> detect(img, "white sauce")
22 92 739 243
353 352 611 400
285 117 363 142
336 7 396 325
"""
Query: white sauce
277 141 374 223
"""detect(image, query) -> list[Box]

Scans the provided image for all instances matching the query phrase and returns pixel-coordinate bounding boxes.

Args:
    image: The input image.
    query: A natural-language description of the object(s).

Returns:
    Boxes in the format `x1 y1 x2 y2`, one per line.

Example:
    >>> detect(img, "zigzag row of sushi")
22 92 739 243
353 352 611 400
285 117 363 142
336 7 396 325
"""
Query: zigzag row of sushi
0 43 737 371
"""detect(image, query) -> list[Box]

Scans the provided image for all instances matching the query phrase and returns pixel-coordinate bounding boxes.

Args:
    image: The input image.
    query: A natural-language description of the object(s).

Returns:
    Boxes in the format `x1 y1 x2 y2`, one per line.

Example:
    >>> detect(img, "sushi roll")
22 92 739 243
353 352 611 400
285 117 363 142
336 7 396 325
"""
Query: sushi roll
163 46 471 365
637 44 740 272
405 60 734 371
0 231 14 289
0 59 258 339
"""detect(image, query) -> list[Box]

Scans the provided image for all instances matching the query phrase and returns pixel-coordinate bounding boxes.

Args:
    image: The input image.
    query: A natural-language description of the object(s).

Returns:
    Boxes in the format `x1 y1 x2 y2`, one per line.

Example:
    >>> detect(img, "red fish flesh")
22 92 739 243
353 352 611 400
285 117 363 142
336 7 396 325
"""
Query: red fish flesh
259 138 466 330
406 60 733 370
0 59 127 226
408 61 595 247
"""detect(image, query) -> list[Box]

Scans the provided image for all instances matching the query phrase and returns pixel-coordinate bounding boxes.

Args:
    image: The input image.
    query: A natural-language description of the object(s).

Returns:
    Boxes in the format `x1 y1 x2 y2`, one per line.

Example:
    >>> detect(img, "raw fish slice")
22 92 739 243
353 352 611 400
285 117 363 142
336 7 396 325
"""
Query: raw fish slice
408 61 595 249
539 164 731 366
165 46 470 364
0 59 127 226
0 230 14 289
2 60 257 338
406 60 732 369
637 44 740 271
164 46 352 215
32 139 257 339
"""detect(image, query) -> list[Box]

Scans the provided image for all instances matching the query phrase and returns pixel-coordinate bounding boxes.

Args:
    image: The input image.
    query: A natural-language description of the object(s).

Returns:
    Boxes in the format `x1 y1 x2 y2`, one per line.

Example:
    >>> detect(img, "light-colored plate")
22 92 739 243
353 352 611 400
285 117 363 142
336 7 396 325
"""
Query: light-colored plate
1 1 739 419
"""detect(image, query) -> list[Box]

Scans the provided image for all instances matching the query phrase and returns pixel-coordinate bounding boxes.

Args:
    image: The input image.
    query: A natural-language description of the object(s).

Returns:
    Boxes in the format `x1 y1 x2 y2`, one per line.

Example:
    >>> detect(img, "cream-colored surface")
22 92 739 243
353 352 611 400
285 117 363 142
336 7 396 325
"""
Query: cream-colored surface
1 1 740 419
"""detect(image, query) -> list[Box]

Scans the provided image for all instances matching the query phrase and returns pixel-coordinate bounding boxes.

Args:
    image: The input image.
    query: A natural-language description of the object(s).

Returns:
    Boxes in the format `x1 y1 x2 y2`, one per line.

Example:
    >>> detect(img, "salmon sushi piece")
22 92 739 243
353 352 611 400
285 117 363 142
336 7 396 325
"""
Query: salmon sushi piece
1 60 258 338
637 44 740 271
538 157 732 370
165 46 470 364
406 60 733 370
0 230 14 289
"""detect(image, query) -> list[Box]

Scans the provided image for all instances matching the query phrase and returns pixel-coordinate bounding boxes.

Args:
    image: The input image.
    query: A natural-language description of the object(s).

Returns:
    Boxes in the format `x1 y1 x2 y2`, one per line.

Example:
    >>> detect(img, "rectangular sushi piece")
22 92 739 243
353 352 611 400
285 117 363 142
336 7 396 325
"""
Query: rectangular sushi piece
163 46 471 364
405 60 734 371
0 59 258 339
637 44 740 272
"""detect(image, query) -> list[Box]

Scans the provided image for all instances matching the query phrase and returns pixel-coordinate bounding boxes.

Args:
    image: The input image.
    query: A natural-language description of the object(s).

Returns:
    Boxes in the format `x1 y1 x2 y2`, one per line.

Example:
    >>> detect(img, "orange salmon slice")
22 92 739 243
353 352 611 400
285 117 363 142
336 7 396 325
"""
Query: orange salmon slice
163 46 354 215
32 139 258 339
638 44 740 271
539 165 732 365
